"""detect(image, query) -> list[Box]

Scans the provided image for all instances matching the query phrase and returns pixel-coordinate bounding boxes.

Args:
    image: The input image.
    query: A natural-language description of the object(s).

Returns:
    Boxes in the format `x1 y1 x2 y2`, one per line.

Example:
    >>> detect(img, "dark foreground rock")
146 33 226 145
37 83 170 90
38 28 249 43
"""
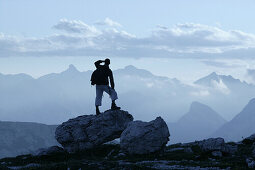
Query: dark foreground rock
183 138 237 154
2 133 255 169
120 117 170 154
32 146 65 156
55 110 133 152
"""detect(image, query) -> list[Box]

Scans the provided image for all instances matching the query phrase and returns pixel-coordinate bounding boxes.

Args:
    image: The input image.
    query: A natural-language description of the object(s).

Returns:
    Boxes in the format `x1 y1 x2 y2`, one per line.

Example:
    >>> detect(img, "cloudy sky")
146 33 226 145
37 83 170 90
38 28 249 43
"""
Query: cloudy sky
0 0 255 83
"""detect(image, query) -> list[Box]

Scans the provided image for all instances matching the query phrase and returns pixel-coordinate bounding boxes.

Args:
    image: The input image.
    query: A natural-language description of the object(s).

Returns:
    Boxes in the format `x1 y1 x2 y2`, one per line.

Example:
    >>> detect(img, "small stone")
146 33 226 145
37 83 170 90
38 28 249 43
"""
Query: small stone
246 157 255 168
208 157 216 161
184 147 193 153
166 148 184 152
211 151 222 157
117 152 126 157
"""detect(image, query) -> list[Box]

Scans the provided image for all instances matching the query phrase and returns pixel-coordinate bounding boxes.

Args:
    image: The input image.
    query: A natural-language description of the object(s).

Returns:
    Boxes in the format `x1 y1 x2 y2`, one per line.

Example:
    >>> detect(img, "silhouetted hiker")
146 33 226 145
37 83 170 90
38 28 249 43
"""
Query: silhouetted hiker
91 58 121 115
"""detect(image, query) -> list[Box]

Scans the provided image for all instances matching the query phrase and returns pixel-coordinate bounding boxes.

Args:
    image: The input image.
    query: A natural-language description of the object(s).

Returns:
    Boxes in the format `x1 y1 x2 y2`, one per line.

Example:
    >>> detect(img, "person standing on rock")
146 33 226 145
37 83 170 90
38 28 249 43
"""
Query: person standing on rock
91 58 121 115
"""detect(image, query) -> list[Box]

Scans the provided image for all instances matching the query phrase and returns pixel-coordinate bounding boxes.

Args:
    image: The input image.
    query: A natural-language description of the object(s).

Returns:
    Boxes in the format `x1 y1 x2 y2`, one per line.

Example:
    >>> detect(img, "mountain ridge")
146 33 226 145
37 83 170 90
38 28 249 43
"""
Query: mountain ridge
211 97 255 141
169 101 226 143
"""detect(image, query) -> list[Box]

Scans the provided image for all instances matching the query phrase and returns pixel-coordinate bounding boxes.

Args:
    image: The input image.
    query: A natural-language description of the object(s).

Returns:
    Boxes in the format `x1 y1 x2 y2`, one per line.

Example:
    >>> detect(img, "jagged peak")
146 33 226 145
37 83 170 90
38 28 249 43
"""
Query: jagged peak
63 64 80 74
194 72 245 86
190 101 210 112
205 72 220 80
117 65 153 77
178 101 226 125
68 64 78 71
209 72 218 76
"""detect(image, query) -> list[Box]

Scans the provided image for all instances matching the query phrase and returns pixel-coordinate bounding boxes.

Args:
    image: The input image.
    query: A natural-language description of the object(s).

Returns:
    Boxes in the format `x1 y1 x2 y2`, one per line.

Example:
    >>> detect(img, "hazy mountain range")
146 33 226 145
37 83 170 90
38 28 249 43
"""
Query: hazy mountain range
0 64 254 124
1 98 255 159
211 98 255 141
168 102 226 143
1 63 255 158
0 121 58 158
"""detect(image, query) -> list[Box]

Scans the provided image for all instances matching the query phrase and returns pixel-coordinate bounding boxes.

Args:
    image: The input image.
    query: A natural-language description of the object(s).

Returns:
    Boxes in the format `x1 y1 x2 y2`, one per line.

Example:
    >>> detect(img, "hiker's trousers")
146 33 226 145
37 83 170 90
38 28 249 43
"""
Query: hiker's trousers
95 85 118 106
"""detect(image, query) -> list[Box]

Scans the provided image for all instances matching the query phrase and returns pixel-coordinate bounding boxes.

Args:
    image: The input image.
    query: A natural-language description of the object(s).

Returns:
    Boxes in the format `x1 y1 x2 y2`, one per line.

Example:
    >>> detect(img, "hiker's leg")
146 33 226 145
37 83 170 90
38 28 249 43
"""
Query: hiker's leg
95 85 104 115
104 86 120 110
104 86 118 101
95 85 104 107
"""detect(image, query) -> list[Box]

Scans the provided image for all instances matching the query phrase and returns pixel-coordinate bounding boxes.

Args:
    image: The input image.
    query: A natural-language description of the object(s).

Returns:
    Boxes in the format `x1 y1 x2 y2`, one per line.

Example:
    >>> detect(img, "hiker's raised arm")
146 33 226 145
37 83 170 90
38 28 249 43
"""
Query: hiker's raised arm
94 60 104 68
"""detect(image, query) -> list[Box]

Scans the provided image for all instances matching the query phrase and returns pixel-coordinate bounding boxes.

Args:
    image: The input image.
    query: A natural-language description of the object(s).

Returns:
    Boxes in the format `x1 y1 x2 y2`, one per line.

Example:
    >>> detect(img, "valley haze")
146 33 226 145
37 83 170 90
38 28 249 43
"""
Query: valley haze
1 64 255 144
1 64 254 124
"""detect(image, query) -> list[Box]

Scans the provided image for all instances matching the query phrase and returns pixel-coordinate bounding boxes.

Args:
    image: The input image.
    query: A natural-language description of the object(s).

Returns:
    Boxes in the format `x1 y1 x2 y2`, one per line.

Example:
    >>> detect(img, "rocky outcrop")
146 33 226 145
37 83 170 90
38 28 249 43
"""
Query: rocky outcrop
120 117 170 155
242 133 255 144
32 146 65 156
196 138 225 151
183 138 237 154
55 110 133 152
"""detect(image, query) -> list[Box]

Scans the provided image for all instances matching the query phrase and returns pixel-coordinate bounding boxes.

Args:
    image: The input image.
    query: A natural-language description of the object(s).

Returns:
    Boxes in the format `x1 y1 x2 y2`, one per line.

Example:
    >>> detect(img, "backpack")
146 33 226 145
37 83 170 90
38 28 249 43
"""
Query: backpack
90 68 105 85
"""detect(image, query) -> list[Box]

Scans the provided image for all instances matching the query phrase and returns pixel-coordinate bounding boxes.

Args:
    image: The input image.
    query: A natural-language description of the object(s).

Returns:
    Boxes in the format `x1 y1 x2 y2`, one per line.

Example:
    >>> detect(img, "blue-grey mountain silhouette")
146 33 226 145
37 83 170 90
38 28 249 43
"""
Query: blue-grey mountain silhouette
211 98 255 141
168 101 226 143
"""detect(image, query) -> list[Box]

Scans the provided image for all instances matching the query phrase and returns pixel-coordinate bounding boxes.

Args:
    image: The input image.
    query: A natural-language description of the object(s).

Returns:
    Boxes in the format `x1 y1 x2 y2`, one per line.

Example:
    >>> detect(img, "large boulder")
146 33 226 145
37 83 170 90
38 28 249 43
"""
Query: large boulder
120 117 170 155
55 110 133 152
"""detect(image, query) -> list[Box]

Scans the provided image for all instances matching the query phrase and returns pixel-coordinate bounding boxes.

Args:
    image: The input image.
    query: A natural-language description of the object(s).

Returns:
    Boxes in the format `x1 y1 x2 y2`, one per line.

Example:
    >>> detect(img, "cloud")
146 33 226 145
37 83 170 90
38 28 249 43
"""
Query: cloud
247 69 255 81
94 18 122 27
1 20 255 58
190 90 210 97
150 23 255 50
211 79 230 94
202 60 245 68
53 19 100 36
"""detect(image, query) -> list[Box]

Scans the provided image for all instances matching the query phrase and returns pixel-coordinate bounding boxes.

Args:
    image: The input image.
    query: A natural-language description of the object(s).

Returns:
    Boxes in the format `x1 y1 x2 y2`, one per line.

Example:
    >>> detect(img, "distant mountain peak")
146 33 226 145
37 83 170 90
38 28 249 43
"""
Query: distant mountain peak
117 65 153 78
190 101 212 113
184 101 226 124
211 98 255 141
63 64 79 74
190 101 203 107
208 72 218 78
124 65 137 70
195 72 244 87
202 72 220 81
68 64 78 71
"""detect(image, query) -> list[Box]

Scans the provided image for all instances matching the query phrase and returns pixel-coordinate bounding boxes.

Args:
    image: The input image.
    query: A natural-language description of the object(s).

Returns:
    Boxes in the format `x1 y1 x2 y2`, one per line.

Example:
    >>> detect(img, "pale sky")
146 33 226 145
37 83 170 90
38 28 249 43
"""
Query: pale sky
0 0 255 83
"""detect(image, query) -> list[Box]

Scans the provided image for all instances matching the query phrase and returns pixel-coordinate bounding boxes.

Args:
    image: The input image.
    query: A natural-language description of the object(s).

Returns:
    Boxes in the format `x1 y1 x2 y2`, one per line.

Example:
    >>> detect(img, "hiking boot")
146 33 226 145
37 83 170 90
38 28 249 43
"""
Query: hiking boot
111 103 121 110
96 107 101 115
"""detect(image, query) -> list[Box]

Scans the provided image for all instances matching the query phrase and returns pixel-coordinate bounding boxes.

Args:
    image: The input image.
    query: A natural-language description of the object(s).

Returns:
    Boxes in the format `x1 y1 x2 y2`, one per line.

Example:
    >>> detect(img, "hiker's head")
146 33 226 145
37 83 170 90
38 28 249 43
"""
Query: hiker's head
105 58 110 65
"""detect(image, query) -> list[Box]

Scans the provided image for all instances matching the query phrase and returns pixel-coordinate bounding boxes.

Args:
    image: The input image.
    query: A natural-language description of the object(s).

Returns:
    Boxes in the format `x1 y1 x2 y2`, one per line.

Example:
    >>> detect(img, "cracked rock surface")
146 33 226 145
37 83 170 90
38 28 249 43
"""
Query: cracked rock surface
120 117 170 154
55 110 133 152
